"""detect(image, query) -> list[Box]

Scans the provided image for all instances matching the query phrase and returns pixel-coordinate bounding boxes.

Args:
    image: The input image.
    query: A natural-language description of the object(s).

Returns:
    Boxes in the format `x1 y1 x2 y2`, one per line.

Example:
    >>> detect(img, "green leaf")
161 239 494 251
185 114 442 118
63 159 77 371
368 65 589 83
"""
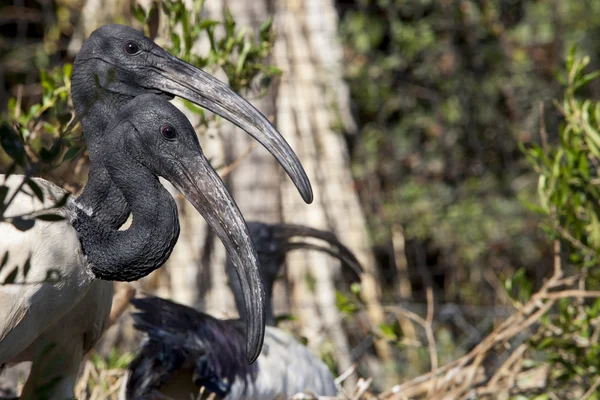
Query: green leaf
63 63 73 79
574 70 600 91
267 66 282 76
589 208 600 249
259 17 273 39
566 45 576 72
198 19 219 31
274 314 297 324
236 41 251 75
131 4 147 24
224 8 235 38
170 32 181 55
379 322 398 340
63 146 80 162
182 99 206 117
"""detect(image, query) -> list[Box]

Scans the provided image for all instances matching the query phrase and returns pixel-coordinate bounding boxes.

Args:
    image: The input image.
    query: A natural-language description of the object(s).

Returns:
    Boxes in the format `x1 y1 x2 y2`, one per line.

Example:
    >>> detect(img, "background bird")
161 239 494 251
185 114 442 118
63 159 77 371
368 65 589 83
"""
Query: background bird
228 221 364 326
122 222 363 399
0 94 268 398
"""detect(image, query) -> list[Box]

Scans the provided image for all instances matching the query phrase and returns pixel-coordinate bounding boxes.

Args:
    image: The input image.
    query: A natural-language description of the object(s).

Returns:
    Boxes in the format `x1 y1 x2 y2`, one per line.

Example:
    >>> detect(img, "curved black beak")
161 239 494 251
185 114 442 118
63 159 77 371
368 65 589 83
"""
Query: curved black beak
169 154 265 363
275 224 364 277
152 51 313 204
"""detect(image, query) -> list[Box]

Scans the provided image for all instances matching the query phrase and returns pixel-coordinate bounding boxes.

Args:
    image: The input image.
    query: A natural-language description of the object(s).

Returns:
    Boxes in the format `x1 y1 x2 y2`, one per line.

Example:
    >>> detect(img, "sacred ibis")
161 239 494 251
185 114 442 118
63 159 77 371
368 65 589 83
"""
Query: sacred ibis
122 222 363 399
0 94 268 398
72 24 313 229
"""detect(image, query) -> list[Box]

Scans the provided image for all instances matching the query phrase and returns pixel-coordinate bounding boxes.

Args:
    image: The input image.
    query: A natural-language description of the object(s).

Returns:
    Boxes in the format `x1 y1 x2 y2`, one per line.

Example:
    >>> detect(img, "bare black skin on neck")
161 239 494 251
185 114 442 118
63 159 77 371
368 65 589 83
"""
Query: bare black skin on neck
72 121 180 281
72 30 171 228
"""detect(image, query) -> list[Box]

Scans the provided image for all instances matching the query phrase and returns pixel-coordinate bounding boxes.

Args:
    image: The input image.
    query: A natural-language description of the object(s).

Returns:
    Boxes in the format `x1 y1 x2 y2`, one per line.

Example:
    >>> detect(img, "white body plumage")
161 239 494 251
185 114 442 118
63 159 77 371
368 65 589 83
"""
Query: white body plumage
226 327 337 399
0 175 113 398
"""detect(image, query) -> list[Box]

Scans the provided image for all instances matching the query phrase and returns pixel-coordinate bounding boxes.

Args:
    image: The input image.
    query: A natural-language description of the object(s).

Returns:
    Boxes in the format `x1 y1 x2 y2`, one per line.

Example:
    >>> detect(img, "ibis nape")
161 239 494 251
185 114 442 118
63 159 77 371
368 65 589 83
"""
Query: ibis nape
0 94 273 398
122 222 363 399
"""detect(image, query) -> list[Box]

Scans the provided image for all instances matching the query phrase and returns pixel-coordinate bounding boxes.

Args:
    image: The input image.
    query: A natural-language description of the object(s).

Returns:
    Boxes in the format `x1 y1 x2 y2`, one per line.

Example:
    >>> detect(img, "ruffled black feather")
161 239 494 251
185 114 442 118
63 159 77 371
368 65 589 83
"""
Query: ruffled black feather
126 296 256 399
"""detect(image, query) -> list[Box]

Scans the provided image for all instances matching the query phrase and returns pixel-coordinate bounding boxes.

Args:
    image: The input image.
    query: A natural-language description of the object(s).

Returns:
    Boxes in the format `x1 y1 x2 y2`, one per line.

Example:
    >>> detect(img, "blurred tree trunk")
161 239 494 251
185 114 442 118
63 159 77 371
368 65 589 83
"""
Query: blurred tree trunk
222 0 393 385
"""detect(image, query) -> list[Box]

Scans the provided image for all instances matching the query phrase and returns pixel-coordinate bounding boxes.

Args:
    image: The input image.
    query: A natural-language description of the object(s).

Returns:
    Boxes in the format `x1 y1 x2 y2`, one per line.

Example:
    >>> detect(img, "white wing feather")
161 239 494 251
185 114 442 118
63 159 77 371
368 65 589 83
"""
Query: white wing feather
0 174 94 363
227 327 337 399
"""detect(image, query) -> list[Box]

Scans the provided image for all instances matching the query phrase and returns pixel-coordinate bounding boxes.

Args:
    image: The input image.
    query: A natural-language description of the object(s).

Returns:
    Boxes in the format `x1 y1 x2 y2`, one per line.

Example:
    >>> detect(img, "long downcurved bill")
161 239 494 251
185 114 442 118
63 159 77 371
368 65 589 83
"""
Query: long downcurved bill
170 154 266 364
275 224 364 276
154 51 313 204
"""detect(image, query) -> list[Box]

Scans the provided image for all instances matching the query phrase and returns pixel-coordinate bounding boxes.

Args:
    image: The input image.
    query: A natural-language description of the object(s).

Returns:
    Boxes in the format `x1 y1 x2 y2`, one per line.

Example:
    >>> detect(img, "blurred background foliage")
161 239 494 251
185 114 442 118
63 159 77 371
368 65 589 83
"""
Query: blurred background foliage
338 0 594 320
5 0 600 397
336 0 600 381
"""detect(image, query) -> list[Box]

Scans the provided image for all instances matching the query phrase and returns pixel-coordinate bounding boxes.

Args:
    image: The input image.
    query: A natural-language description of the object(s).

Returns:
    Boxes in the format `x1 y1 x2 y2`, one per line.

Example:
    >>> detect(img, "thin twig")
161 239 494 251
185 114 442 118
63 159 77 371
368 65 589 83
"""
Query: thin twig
334 363 357 398
540 290 600 300
108 284 136 327
425 287 438 396
582 376 600 400
352 378 373 400
552 222 595 256
175 142 257 201
335 363 358 385
218 141 257 178
487 343 528 387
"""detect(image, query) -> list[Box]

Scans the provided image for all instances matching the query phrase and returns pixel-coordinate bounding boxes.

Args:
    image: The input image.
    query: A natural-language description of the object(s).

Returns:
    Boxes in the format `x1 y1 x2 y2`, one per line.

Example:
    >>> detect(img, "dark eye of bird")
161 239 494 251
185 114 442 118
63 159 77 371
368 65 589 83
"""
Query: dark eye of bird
124 42 140 55
161 125 177 140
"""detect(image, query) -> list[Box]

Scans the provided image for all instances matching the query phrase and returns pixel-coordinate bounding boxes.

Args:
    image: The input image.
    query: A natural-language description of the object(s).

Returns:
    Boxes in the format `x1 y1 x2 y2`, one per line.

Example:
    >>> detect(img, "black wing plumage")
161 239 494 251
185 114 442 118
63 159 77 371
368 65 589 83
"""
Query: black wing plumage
126 296 256 399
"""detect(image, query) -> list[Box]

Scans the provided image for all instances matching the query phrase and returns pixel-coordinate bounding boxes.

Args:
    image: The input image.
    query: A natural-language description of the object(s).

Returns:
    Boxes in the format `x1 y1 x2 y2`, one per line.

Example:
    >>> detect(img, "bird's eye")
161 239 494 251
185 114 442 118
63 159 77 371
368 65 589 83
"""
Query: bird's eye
123 41 140 55
161 125 177 140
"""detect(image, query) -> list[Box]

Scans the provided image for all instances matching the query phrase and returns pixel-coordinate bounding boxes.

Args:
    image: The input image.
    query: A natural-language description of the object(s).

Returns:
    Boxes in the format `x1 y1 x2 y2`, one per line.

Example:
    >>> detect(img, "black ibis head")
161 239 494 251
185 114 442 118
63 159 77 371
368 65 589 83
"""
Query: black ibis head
228 221 363 326
72 24 313 204
105 94 265 362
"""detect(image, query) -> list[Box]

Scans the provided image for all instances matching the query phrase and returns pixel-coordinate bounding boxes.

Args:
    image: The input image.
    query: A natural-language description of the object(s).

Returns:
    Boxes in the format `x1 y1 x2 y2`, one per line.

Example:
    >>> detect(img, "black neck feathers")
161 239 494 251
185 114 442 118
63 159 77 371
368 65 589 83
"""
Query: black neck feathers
72 123 180 281
72 79 134 229
127 296 256 399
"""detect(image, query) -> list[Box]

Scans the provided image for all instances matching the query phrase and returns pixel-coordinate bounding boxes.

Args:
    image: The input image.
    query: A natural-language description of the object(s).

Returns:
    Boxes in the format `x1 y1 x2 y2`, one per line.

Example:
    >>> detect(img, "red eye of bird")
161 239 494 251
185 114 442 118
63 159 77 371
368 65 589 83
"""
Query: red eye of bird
161 125 177 140
124 42 140 55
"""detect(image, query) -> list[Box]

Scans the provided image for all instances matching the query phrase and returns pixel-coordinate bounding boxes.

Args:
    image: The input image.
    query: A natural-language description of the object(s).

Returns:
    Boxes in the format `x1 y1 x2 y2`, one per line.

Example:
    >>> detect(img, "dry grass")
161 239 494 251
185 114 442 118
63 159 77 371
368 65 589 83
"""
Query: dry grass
72 240 600 400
